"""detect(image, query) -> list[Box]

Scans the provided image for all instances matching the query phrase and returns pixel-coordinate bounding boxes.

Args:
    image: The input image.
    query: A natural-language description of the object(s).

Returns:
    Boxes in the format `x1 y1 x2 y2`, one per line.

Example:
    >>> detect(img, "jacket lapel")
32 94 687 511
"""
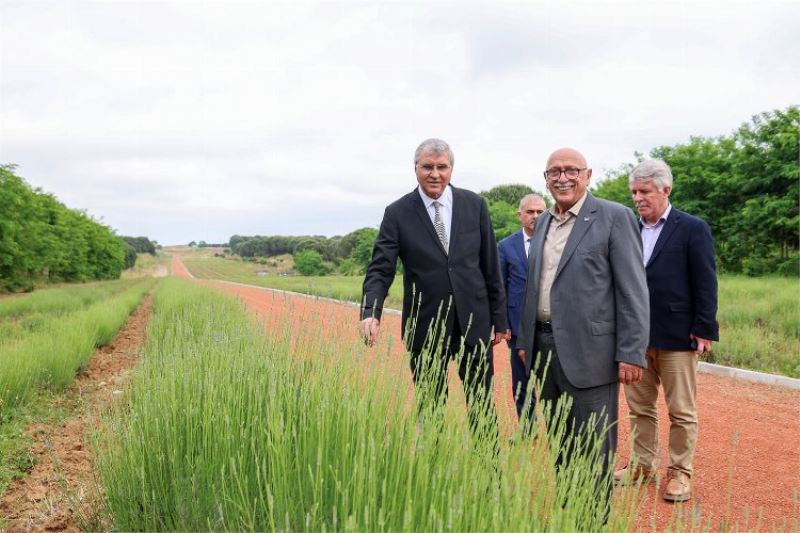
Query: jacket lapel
412 188 449 257
646 208 681 267
554 195 597 280
513 230 528 266
449 187 461 257
529 212 550 277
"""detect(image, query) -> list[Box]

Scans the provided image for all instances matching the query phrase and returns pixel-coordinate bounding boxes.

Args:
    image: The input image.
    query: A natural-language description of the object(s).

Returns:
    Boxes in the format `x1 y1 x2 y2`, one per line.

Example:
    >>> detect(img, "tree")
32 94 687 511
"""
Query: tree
487 200 520 241
591 163 637 208
293 249 328 276
122 236 156 255
593 106 799 275
0 165 126 291
124 243 138 269
481 184 539 205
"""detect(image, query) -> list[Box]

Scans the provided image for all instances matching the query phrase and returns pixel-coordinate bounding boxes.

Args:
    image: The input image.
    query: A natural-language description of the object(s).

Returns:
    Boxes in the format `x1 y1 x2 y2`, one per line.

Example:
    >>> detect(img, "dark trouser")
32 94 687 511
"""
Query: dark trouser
409 315 497 443
510 340 535 421
533 329 618 518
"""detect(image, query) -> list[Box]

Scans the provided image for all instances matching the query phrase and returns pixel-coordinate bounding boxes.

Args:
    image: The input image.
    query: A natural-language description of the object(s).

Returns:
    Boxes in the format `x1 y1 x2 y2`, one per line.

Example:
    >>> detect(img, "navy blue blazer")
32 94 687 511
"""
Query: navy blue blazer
644 207 719 350
498 229 529 348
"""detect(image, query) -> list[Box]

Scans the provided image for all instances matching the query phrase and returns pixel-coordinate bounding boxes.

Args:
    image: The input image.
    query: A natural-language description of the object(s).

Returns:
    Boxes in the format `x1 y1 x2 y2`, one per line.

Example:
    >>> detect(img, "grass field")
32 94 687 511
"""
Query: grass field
0 277 155 408
95 278 640 531
121 251 171 278
180 254 799 378
0 277 155 495
182 254 404 309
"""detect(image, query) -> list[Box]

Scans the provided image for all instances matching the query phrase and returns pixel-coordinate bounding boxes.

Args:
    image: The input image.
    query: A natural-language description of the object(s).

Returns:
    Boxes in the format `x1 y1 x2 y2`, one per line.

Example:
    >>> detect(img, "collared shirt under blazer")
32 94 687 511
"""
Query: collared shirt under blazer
516 193 650 388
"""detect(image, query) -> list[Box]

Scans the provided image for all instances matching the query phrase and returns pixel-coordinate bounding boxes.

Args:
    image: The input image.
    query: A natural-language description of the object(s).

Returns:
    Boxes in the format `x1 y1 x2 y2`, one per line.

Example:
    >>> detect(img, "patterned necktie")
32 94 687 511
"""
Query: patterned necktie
432 201 449 254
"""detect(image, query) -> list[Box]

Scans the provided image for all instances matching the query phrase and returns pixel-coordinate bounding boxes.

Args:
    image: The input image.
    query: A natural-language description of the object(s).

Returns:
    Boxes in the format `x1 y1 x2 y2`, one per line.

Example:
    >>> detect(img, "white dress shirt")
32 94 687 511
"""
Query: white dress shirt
640 203 672 265
523 229 533 258
418 185 452 243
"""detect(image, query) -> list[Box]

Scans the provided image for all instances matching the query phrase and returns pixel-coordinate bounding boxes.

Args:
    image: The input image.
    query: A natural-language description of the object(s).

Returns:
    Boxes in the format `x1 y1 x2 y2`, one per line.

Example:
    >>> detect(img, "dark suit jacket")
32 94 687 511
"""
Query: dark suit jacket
361 185 507 355
516 194 650 388
498 229 529 348
644 207 719 350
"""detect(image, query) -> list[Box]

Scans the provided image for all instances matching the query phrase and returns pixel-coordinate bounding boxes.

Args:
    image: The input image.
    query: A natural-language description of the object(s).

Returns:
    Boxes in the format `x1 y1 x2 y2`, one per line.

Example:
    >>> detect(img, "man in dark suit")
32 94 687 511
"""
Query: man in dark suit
360 138 507 432
614 159 718 503
515 147 649 514
498 193 546 419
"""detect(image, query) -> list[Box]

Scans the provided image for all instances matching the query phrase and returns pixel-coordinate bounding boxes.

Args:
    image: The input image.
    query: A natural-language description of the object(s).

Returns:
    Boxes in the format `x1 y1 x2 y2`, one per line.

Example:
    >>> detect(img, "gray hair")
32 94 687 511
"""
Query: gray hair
414 138 454 167
629 159 673 191
519 193 546 211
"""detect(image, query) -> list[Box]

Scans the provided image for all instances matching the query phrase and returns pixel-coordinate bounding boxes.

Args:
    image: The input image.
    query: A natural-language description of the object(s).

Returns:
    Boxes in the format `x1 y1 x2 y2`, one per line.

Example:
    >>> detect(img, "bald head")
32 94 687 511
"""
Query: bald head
546 147 588 169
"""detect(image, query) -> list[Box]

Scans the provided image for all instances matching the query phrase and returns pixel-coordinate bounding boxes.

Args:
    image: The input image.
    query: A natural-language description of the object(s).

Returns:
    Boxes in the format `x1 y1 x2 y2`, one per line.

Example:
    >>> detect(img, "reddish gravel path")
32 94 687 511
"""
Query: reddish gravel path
173 255 799 531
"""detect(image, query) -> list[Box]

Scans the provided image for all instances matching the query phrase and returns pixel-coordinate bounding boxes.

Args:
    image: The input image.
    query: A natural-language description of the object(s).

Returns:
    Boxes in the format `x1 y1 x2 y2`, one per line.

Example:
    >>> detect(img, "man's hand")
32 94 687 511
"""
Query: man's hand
690 334 713 357
492 329 511 346
361 317 380 347
491 331 502 346
618 362 643 385
517 348 526 364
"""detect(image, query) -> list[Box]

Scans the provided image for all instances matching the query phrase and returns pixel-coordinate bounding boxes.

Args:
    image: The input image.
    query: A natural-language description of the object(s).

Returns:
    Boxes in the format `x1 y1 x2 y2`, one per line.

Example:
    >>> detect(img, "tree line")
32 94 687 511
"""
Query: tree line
227 106 797 277
0 165 127 292
227 228 379 276
121 236 159 269
593 106 798 275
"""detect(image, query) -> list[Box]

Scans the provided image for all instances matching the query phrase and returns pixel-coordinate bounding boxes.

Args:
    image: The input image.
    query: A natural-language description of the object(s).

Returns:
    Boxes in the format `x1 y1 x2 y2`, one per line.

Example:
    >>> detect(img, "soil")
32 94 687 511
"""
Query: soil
0 295 152 532
172 254 800 532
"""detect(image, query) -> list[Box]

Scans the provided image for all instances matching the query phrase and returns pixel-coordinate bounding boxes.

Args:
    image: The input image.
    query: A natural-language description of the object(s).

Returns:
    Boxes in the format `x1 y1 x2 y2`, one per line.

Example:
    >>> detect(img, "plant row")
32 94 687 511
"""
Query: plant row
0 277 155 410
95 278 640 531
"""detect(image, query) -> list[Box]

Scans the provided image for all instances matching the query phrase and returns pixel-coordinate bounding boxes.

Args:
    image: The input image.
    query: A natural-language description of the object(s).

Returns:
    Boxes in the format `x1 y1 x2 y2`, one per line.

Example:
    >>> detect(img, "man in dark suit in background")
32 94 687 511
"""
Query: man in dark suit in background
614 159 718 503
515 147 649 515
498 193 546 419
360 138 507 432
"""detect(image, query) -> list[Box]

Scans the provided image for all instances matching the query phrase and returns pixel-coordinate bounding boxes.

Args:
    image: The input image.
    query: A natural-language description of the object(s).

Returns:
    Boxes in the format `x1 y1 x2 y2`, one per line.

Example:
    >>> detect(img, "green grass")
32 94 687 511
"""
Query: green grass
121 251 171 278
183 256 800 378
182 255 403 309
0 278 145 322
94 278 640 531
0 277 156 503
713 276 799 377
0 278 156 409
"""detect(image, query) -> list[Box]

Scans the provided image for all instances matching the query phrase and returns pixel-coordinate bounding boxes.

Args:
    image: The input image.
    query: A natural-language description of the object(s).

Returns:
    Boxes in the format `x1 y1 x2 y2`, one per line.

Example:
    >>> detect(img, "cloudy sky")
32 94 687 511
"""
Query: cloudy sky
1 0 797 245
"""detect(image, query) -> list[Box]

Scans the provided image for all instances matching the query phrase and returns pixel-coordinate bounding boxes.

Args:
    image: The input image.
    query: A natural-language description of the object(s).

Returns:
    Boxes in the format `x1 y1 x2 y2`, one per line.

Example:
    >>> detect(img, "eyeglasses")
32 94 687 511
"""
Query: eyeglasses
417 163 452 174
544 167 587 180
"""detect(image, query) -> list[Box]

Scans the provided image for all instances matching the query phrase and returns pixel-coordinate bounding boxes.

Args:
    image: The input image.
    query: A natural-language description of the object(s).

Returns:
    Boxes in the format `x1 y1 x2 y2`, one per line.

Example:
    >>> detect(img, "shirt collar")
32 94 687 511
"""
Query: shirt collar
418 184 453 209
640 203 672 229
549 191 588 220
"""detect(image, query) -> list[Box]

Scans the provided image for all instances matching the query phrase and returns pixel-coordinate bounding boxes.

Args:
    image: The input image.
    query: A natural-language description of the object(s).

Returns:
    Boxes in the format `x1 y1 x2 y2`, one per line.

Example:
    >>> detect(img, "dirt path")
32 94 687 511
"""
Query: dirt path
175 255 799 531
0 295 152 532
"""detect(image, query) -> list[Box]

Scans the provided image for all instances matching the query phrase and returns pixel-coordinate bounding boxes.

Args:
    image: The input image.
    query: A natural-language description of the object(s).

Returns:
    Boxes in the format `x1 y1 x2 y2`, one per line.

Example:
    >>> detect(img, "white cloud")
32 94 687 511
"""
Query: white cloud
1 0 797 244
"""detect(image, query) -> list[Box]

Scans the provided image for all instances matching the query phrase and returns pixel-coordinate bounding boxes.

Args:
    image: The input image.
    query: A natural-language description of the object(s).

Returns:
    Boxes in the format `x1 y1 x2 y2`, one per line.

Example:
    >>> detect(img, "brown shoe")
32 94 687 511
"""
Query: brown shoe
613 464 655 486
663 470 692 502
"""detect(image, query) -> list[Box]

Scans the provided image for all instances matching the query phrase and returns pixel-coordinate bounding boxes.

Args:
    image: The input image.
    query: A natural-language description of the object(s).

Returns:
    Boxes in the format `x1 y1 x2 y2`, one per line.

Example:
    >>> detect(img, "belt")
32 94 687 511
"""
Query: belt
535 321 553 333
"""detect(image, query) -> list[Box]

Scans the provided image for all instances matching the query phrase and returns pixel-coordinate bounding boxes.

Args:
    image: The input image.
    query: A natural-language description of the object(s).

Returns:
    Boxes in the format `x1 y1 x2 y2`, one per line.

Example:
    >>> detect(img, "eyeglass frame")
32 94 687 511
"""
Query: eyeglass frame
544 167 588 181
416 163 452 174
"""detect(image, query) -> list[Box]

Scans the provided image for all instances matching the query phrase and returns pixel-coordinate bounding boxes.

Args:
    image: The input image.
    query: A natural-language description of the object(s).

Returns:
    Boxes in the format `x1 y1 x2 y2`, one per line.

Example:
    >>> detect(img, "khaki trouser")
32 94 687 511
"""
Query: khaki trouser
624 347 699 476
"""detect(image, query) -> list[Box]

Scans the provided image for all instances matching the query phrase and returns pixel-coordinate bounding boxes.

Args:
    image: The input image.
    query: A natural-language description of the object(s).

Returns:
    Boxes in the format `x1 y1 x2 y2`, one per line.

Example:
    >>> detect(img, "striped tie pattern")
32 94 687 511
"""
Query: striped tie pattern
432 201 448 254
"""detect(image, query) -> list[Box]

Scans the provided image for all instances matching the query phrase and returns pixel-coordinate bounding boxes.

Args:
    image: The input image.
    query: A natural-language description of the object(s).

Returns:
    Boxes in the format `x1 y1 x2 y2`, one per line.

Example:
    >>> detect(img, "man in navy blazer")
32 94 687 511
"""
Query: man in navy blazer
498 194 546 419
360 138 507 434
615 159 719 503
